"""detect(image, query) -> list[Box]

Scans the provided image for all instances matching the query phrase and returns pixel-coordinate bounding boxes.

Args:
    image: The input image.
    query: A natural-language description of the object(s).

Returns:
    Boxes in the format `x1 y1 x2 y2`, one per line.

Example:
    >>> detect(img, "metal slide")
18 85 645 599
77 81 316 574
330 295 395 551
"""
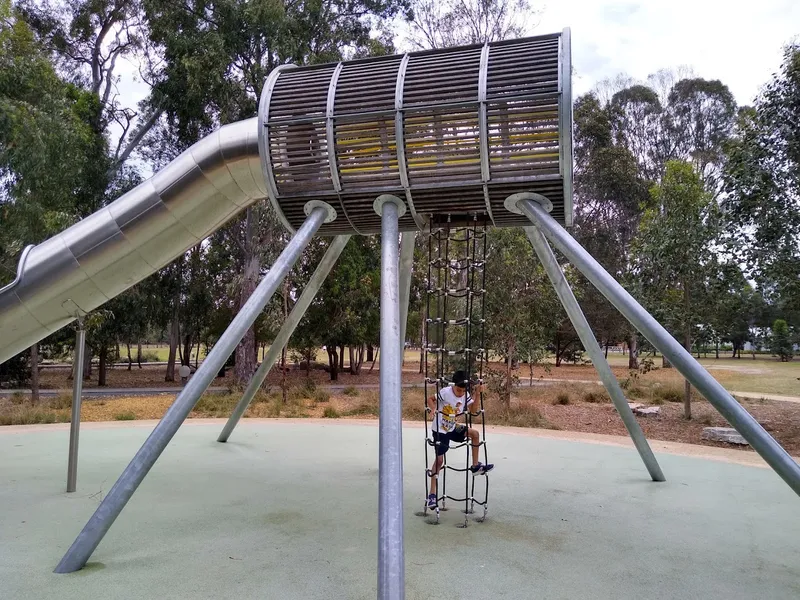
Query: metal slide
0 118 264 365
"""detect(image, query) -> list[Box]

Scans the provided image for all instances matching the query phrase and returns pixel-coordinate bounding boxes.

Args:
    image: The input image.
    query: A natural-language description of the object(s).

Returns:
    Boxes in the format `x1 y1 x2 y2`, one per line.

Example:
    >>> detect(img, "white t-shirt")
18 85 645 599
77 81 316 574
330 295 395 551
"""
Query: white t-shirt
433 386 473 433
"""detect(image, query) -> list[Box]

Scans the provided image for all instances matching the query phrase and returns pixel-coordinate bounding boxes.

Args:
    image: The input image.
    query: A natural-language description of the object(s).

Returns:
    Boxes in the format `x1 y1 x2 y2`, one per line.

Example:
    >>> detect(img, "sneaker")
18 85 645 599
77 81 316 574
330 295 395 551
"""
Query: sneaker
426 494 437 509
470 462 494 475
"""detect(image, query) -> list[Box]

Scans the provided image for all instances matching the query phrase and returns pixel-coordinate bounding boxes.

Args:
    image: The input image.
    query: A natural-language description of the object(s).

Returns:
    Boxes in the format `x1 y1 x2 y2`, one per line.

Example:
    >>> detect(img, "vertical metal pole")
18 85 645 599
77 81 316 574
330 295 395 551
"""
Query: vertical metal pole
516 196 800 498
54 207 329 573
398 232 415 354
218 235 351 442
524 226 665 482
375 195 405 600
66 322 86 493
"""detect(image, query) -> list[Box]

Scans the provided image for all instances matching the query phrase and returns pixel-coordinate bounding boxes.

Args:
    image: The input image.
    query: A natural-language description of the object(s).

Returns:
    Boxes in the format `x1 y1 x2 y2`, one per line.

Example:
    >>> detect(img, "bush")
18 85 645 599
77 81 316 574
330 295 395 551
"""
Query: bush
583 389 610 403
323 406 340 418
626 386 646 399
652 385 684 403
49 392 73 410
9 391 27 405
342 386 359 397
114 412 136 421
0 351 30 388
770 319 794 362
346 402 380 417
288 386 309 402
402 392 424 420
698 414 714 426
314 390 331 403
553 392 571 405
139 350 162 363
492 403 558 429
193 392 239 417
0 407 67 426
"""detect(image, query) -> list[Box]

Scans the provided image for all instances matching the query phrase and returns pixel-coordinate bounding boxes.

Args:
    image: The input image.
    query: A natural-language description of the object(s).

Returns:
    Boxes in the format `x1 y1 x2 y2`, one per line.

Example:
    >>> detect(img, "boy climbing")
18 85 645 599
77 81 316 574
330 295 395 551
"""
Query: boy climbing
427 370 494 509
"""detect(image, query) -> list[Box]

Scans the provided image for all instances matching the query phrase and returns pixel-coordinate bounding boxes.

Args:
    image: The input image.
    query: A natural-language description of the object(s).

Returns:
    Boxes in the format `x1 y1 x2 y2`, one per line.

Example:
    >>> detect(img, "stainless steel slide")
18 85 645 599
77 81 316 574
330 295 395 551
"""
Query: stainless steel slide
0 118 264 365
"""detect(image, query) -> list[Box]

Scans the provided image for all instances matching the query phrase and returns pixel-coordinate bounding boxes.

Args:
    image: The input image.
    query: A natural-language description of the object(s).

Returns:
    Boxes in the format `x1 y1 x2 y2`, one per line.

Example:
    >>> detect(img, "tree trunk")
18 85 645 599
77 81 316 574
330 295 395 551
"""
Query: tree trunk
504 341 514 406
30 344 40 405
662 355 672 368
419 313 425 374
126 343 132 371
282 278 289 403
83 347 92 380
715 339 719 360
683 281 691 420
195 339 201 369
327 347 339 381
339 344 346 371
369 348 379 373
367 345 374 362
166 316 178 382
349 346 357 375
355 345 364 375
628 334 639 370
182 334 192 367
137 340 143 369
98 347 108 387
604 341 609 359
235 207 260 387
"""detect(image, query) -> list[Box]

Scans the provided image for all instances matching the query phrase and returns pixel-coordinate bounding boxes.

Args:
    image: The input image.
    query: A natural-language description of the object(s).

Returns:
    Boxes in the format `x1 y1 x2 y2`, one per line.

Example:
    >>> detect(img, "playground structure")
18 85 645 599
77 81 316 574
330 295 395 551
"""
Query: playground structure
1 29 799 599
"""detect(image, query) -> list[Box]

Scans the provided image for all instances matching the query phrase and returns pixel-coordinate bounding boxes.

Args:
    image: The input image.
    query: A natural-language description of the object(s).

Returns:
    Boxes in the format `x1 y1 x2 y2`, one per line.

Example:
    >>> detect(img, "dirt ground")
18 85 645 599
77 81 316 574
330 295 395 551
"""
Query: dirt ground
5 381 800 455
7 352 798 455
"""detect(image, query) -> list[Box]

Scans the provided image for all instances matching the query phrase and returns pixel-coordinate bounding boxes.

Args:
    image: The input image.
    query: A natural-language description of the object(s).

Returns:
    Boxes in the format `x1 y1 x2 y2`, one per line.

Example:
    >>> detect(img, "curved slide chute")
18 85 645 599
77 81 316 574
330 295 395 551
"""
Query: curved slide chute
0 118 263 365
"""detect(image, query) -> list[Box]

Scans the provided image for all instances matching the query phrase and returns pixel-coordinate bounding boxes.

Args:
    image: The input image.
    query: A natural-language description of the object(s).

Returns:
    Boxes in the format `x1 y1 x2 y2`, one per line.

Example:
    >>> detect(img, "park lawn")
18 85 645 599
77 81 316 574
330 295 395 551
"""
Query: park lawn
35 349 800 399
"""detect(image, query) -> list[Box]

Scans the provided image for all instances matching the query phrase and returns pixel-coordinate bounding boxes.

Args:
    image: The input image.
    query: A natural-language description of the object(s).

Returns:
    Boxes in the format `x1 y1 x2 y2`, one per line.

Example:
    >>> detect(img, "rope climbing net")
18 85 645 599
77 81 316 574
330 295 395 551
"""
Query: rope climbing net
422 217 490 526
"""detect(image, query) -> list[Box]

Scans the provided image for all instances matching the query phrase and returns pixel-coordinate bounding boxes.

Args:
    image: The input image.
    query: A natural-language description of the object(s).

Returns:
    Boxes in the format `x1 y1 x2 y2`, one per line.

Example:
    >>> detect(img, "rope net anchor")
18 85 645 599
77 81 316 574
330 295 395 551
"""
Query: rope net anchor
421 216 490 527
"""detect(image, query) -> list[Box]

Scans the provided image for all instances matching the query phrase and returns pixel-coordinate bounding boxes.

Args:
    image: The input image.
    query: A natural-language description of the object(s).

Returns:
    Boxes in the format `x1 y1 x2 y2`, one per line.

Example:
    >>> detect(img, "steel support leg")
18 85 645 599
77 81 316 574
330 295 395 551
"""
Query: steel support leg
54 206 329 573
525 226 665 482
218 235 351 442
375 195 405 600
66 322 86 493
398 232 415 354
515 195 800 498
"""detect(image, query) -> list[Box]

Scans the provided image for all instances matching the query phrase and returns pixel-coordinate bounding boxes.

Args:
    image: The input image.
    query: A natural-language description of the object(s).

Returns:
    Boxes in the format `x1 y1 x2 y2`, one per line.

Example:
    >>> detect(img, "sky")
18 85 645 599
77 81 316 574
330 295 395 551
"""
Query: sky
536 0 800 105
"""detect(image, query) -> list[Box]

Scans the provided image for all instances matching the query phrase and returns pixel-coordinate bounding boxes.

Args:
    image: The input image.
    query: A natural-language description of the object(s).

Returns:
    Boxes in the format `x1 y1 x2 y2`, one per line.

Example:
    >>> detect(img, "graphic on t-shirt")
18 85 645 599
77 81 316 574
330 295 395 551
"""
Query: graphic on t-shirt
441 404 457 432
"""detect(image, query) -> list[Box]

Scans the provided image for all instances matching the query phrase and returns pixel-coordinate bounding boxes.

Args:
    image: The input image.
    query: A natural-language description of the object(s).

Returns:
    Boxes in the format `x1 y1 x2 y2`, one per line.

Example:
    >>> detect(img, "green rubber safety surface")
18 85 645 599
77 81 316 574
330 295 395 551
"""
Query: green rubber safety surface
1 421 799 600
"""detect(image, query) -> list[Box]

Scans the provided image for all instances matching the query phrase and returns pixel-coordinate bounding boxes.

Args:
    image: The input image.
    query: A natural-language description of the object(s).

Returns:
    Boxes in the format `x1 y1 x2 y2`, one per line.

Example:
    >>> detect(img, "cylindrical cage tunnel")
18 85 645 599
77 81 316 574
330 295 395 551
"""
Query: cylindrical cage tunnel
258 30 573 236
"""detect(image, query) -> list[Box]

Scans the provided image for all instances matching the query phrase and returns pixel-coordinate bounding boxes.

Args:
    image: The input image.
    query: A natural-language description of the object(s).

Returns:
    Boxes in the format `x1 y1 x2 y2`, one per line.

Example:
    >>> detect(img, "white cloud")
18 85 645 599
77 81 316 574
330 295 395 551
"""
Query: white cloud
538 0 800 104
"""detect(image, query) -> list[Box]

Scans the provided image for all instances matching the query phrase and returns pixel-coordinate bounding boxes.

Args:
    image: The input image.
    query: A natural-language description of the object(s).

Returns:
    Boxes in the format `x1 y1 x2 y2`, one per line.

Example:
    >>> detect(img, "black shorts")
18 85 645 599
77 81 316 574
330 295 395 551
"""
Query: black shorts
432 425 468 456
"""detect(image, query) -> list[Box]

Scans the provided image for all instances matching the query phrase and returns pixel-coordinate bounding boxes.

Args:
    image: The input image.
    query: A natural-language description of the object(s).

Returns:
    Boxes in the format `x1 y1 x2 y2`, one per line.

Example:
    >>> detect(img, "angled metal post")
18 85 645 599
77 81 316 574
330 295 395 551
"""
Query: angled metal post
374 195 405 600
514 194 800 498
398 232 415 354
66 320 86 493
524 226 665 482
218 234 351 442
54 206 330 573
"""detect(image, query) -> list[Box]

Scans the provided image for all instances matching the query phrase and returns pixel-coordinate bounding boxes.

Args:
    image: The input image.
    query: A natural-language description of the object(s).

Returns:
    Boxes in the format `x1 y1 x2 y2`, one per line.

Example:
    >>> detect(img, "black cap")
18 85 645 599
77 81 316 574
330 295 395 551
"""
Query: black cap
452 371 469 387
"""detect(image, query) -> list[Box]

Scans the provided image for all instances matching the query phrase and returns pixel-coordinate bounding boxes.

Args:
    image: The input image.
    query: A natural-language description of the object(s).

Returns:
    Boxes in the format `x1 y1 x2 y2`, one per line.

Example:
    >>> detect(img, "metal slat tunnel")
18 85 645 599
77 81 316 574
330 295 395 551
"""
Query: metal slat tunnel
259 30 574 235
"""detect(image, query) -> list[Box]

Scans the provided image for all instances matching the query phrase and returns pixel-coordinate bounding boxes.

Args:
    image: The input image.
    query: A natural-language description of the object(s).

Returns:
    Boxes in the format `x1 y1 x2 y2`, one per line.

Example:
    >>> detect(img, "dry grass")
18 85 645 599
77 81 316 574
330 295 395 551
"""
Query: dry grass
553 392 571 405
583 389 611 403
0 406 71 426
47 391 74 410
5 375 800 455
